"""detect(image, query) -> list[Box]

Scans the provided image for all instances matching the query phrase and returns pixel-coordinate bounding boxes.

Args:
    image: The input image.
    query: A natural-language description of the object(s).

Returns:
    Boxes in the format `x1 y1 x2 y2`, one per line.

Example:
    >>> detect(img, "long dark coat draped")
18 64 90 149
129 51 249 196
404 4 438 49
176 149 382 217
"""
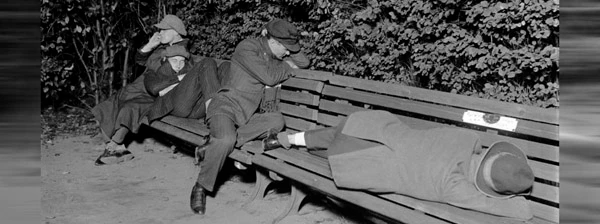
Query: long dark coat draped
91 57 212 138
327 110 533 220
91 74 154 138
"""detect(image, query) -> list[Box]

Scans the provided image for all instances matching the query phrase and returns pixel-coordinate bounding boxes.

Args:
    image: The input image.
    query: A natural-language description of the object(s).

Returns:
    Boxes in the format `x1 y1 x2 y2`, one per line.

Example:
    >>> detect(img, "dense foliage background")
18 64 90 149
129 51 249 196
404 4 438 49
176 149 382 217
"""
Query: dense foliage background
41 0 559 110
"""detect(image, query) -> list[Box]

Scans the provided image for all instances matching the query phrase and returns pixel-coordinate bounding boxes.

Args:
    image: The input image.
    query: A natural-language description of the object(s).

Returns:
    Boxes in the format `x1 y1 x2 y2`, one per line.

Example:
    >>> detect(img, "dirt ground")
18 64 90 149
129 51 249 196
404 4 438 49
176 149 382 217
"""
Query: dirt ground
41 131 378 224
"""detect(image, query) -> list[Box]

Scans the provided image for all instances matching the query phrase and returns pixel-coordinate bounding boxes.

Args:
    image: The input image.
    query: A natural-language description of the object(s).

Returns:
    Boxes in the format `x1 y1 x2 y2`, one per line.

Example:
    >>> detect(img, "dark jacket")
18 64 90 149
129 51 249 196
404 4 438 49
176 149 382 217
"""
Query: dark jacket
328 110 533 220
143 59 194 97
207 37 309 125
135 39 190 72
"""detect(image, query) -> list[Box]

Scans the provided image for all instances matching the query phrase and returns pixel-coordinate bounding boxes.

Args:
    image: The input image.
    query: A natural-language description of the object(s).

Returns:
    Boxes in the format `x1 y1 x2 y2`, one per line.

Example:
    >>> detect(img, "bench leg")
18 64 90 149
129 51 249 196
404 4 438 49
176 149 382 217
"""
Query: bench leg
243 169 273 207
271 183 308 224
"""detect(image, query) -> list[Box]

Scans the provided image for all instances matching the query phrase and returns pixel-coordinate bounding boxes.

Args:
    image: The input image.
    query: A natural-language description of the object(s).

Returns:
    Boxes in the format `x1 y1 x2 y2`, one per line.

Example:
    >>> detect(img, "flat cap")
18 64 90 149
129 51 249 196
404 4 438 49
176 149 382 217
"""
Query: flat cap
163 45 190 58
266 19 301 52
154 14 187 36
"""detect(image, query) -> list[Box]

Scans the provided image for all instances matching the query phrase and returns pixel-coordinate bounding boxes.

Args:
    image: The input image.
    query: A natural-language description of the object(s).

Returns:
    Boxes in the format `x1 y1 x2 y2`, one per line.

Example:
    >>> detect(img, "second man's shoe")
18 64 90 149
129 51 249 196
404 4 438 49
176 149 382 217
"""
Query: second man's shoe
94 146 133 166
262 130 282 151
190 182 207 215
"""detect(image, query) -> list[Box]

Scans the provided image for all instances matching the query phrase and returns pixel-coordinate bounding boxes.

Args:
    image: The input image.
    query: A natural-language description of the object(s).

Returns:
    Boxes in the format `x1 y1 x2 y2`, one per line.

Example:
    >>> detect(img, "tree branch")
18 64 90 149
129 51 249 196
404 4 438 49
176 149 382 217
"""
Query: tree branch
72 38 94 86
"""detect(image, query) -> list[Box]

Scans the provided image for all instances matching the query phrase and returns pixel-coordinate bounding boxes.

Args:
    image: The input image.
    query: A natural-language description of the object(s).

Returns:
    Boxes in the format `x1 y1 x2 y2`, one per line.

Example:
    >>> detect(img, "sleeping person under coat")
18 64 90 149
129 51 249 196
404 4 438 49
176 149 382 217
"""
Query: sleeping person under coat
262 110 536 220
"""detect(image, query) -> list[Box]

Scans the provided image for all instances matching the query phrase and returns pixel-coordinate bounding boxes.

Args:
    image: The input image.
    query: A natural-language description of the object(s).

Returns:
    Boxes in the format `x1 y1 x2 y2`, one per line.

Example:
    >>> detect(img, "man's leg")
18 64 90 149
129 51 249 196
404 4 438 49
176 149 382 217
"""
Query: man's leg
94 126 133 166
196 114 237 192
236 112 285 147
110 126 129 145
303 127 337 150
191 114 237 215
266 117 378 153
170 58 219 118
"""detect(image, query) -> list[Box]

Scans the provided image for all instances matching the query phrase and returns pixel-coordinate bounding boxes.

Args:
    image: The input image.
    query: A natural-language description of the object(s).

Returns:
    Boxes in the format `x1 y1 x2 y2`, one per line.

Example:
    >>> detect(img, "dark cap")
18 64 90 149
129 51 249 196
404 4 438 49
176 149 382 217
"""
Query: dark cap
163 45 190 58
154 14 187 36
266 19 301 52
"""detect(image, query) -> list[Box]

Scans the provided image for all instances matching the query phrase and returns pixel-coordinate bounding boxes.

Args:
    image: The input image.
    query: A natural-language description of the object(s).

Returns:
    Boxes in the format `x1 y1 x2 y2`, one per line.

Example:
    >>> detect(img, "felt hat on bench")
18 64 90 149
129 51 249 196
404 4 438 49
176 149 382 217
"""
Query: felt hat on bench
475 141 535 198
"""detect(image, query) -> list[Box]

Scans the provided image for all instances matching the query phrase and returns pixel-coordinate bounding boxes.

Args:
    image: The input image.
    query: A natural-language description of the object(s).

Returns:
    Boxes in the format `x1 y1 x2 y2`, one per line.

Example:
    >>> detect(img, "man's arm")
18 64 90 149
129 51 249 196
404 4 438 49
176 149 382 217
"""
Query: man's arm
135 48 165 72
143 69 179 97
135 32 163 70
442 174 534 220
285 51 310 69
232 39 294 86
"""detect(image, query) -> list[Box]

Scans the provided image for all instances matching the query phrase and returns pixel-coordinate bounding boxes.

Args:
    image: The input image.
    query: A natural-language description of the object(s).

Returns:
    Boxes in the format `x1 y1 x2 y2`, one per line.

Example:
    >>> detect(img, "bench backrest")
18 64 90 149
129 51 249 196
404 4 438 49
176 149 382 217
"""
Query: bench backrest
277 70 559 223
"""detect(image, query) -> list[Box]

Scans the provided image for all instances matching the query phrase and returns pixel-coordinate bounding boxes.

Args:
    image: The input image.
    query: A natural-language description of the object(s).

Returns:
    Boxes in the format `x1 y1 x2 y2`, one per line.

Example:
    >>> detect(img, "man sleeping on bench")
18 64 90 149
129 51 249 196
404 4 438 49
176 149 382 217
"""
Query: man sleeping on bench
261 110 534 220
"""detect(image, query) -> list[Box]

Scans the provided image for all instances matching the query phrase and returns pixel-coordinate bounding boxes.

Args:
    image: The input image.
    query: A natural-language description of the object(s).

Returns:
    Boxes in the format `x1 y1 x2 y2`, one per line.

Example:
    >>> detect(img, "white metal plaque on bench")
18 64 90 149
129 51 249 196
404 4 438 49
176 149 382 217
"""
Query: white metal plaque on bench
462 110 518 132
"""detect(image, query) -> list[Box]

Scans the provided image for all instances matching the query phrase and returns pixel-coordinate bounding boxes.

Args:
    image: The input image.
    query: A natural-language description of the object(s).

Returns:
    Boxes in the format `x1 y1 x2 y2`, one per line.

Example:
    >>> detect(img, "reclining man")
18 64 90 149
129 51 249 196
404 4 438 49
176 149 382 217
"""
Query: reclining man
262 110 535 220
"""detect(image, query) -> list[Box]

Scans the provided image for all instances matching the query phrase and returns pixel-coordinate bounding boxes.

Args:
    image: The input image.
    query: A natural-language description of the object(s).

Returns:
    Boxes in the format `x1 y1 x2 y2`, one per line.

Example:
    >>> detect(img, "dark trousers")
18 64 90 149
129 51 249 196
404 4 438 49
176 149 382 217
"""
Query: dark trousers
304 119 381 157
147 58 220 121
196 112 285 192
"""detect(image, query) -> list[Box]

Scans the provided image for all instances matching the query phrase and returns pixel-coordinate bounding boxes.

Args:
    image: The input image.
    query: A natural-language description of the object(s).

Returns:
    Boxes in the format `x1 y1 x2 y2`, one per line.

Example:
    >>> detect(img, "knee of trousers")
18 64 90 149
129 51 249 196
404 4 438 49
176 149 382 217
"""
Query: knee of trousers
265 113 285 132
210 133 237 153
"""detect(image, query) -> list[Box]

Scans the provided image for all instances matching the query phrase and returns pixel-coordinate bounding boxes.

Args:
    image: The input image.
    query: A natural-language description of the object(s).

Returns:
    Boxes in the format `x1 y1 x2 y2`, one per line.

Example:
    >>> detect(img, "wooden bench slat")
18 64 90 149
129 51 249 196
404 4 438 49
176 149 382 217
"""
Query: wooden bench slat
148 121 208 146
533 162 559 183
322 85 558 141
251 153 452 224
279 103 318 121
295 69 334 81
279 89 320 106
159 116 209 136
283 116 316 131
381 194 542 224
265 147 331 176
317 100 559 163
281 77 325 93
529 202 559 223
246 143 553 224
316 113 342 127
303 72 557 125
531 182 558 204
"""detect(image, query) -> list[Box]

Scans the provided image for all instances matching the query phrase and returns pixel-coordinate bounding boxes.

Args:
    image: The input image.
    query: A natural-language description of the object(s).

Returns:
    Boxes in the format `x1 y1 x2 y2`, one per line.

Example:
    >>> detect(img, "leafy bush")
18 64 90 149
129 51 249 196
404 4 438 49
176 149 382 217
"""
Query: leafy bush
42 0 559 109
300 0 558 107
174 0 558 108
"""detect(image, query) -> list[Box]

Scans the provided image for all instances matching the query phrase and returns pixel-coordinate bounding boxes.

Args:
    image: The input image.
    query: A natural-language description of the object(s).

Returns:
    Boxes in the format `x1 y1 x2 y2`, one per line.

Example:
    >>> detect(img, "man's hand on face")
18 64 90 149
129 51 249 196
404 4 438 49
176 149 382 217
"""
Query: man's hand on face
284 60 299 69
141 32 162 52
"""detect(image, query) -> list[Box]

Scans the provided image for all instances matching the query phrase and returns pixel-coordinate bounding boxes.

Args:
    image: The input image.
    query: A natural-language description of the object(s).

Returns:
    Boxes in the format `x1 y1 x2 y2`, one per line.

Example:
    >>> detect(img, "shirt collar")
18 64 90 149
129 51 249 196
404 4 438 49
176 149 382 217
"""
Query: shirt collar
259 37 278 60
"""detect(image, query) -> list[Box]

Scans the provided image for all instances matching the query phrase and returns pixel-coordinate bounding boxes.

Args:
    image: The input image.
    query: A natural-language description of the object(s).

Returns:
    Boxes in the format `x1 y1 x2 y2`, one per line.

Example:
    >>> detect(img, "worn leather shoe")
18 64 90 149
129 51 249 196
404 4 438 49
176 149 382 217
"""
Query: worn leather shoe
94 148 133 166
190 182 207 214
262 130 282 151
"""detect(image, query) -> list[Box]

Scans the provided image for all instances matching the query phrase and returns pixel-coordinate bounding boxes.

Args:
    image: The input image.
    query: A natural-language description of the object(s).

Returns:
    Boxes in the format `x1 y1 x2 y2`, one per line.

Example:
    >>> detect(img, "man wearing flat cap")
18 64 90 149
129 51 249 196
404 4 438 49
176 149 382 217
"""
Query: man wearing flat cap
189 18 310 215
262 110 535 220
92 15 221 165
136 14 189 72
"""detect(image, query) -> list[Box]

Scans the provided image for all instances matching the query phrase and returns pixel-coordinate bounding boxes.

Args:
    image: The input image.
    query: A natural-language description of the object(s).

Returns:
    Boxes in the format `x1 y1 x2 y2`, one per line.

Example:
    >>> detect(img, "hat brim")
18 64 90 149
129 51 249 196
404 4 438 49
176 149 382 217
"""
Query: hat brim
273 37 300 52
474 141 529 198
282 43 300 52
154 22 170 30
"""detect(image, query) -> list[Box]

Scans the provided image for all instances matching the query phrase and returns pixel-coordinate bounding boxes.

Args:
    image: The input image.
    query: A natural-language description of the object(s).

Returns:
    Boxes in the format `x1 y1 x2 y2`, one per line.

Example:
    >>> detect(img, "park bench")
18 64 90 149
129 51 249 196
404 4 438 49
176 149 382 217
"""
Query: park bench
143 69 559 224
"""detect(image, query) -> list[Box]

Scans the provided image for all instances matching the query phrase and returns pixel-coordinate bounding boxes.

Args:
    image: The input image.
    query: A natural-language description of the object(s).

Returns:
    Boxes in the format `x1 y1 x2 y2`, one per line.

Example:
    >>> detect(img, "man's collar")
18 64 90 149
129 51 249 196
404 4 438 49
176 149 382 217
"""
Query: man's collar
259 37 278 60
